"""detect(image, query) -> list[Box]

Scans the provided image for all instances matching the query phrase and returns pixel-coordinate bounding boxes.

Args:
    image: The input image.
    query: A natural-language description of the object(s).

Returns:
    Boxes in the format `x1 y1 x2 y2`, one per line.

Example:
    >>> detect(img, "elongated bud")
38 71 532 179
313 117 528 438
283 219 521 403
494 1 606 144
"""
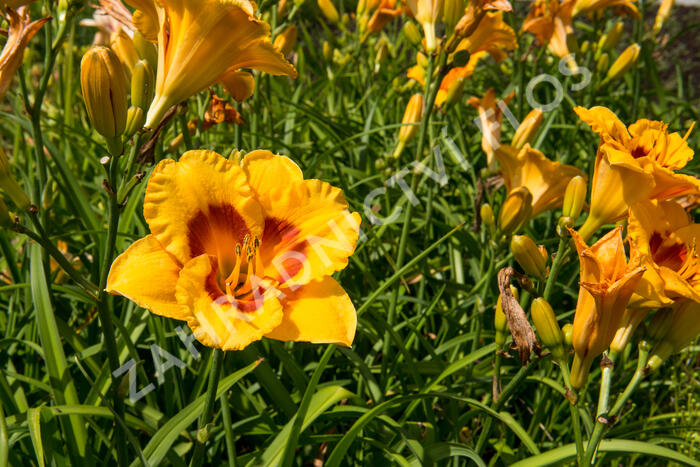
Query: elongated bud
124 106 145 138
511 235 548 281
653 0 673 33
375 39 389 73
511 109 543 149
562 175 586 221
498 187 533 235
318 0 340 23
604 44 640 84
495 286 518 346
131 60 155 111
274 25 298 56
0 197 11 228
110 29 139 75
403 21 423 46
646 340 672 372
609 308 649 355
531 298 566 361
443 77 465 108
580 40 590 55
323 41 333 61
0 147 31 210
394 94 424 158
81 46 128 140
562 323 573 347
443 0 465 30
416 52 429 69
480 203 495 230
646 308 675 343
278 0 290 16
597 22 624 57
596 53 609 74
132 30 157 71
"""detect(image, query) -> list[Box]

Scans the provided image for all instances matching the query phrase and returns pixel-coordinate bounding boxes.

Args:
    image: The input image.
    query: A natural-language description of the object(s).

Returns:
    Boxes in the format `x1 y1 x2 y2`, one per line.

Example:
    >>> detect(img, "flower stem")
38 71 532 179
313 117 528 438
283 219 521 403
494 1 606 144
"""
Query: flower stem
543 237 569 302
190 349 225 467
560 360 584 466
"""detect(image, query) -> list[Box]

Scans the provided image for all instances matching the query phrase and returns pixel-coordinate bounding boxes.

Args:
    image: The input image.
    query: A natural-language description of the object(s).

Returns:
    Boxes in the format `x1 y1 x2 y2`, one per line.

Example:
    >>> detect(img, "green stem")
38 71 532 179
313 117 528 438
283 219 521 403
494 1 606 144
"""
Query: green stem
220 392 238 467
560 361 584 466
543 237 569 302
190 349 225 467
0 400 7 467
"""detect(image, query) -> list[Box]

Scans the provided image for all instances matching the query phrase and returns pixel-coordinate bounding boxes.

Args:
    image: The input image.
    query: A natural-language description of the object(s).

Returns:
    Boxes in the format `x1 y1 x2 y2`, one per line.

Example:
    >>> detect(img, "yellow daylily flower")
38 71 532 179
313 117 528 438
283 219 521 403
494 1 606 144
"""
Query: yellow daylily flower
522 0 575 61
627 200 700 309
107 150 361 350
571 0 639 18
467 89 514 170
575 106 700 240
125 0 297 128
406 0 444 51
494 144 584 217
0 7 49 101
568 227 645 388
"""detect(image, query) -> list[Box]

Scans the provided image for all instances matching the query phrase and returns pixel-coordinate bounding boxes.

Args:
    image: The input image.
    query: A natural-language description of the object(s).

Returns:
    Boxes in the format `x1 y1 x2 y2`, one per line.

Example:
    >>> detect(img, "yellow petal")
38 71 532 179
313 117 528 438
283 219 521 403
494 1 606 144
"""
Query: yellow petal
574 106 630 144
265 276 357 346
106 235 189 320
144 150 264 265
240 150 303 199
175 254 283 350
254 178 361 287
218 70 255 103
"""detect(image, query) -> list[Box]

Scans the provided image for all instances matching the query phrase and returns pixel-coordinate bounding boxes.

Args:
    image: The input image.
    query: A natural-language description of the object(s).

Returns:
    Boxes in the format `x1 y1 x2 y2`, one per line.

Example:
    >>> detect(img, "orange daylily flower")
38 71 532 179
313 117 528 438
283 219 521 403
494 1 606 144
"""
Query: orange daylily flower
522 0 576 64
125 0 297 128
467 89 514 170
572 0 639 18
494 143 585 217
0 7 49 101
568 227 645 388
575 106 700 240
366 0 404 36
107 150 361 350
627 200 700 309
406 0 444 51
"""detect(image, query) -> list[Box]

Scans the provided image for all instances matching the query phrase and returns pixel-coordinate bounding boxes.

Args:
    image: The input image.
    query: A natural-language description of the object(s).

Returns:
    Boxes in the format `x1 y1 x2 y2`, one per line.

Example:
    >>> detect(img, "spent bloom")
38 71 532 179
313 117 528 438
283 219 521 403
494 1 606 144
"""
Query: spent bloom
124 0 297 128
107 150 361 350
574 106 700 240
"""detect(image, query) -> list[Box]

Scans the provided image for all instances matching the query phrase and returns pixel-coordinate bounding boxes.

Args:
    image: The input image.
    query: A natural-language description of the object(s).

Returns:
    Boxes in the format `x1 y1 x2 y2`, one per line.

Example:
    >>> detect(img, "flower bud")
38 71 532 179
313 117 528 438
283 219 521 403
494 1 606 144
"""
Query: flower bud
596 53 609 74
562 175 586 221
80 46 128 140
531 298 566 361
653 0 673 33
495 286 518 346
318 0 340 23
393 93 424 158
110 29 139 75
562 323 573 347
609 308 649 355
403 21 423 46
0 146 30 210
132 30 157 71
511 109 543 149
124 106 145 138
603 44 640 84
375 39 389 73
416 52 429 69
498 187 533 235
323 41 333 61
646 340 672 372
597 22 624 57
443 0 465 30
580 40 590 55
131 60 155 111
442 77 465 108
274 25 298 56
511 235 548 281
646 308 675 343
480 203 495 230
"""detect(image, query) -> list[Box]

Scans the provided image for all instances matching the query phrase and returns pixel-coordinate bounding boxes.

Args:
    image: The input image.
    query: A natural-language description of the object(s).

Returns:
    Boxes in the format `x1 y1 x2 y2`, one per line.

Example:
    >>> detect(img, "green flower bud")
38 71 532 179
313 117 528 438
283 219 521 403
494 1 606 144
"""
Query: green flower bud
132 30 158 71
403 21 423 46
531 298 566 361
125 106 145 139
562 323 573 347
498 187 533 235
131 59 155 111
596 53 610 74
511 235 548 281
480 203 495 231
562 175 586 221
597 22 624 57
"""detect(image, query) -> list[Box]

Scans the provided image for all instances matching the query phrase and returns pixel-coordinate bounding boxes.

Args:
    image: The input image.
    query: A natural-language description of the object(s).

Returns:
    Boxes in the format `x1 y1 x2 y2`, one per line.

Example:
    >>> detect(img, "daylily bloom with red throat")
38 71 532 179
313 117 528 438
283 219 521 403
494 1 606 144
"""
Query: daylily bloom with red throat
0 7 49 101
575 106 700 240
107 150 361 350
494 143 585 218
522 0 575 62
627 200 700 309
568 227 645 388
125 0 297 128
571 0 639 18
